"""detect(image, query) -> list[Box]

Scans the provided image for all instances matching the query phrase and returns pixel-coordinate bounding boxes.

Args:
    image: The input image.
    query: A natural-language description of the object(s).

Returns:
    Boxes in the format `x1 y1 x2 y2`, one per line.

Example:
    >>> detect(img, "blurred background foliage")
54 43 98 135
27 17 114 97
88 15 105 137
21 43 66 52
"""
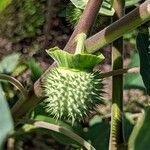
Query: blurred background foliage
0 0 46 42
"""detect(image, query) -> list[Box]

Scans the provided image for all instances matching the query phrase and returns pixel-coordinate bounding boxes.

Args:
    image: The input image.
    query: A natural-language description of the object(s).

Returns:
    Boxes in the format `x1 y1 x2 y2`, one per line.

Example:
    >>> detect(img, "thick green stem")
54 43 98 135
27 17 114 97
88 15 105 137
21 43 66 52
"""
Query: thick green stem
75 33 87 54
85 0 150 53
109 0 125 150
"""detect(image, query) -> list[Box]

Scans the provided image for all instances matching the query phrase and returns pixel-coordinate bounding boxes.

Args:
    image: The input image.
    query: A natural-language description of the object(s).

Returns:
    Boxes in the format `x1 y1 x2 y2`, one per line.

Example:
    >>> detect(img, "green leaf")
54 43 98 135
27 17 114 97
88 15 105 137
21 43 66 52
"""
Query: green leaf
23 105 94 149
27 104 86 147
125 0 140 7
46 47 104 70
28 58 43 82
124 51 145 90
0 0 11 13
70 0 115 16
85 114 134 150
128 106 150 150
123 113 134 142
0 84 14 149
70 0 88 10
85 115 110 150
0 53 21 74
12 64 27 76
136 32 150 95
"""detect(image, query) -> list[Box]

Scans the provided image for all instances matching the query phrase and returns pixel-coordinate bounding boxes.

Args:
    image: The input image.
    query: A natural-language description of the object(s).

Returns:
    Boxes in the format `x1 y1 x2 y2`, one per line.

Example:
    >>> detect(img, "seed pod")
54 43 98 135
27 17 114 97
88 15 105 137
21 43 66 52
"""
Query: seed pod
43 47 104 123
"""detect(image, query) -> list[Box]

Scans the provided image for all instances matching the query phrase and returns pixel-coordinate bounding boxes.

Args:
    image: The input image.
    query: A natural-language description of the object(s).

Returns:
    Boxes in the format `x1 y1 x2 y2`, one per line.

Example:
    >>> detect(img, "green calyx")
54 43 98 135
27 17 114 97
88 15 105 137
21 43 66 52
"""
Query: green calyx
46 47 104 71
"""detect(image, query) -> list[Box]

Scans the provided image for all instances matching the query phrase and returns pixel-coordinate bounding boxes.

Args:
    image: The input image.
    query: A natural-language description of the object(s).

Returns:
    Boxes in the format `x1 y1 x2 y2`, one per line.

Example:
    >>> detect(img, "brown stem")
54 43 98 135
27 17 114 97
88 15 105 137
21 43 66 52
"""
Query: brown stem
64 0 103 52
100 67 139 78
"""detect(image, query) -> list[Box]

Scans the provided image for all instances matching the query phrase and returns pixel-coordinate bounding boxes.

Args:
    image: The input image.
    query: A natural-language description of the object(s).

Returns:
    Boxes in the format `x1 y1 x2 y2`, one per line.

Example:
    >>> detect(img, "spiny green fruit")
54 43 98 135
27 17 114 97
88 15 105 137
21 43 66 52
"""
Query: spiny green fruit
43 67 103 123
43 47 104 123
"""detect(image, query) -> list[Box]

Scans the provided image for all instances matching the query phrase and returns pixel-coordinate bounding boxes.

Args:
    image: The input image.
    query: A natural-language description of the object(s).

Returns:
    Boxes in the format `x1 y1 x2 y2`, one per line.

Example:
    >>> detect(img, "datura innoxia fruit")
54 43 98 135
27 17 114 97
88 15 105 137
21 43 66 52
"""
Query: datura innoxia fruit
43 47 104 123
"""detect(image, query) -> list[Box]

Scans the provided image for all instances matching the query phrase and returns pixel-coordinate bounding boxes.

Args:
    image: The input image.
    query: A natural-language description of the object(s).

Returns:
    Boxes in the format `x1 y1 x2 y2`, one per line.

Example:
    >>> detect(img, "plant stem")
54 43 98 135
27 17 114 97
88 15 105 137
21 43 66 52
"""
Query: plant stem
100 67 139 78
11 89 43 122
109 0 125 149
75 33 87 54
64 0 103 52
0 74 27 99
84 0 150 53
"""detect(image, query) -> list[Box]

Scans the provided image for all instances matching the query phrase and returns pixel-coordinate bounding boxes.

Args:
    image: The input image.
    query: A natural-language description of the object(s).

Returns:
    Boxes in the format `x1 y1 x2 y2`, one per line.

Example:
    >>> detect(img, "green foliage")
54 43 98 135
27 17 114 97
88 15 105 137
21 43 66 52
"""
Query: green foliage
128 106 150 150
0 0 11 13
86 115 110 150
0 85 14 149
0 53 20 74
24 104 88 148
136 32 150 95
70 0 115 16
125 0 140 7
66 0 114 28
0 0 45 41
66 0 140 29
28 58 43 83
124 51 145 90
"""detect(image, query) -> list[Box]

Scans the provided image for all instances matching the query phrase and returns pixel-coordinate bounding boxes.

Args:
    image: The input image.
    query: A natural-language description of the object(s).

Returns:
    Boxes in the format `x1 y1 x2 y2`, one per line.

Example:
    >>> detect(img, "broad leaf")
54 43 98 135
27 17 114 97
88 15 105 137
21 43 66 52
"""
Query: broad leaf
136 32 150 95
85 115 110 150
85 114 134 150
128 106 150 150
23 110 95 150
0 84 14 149
124 51 145 90
0 53 20 74
26 104 86 147
123 113 134 142
28 58 43 82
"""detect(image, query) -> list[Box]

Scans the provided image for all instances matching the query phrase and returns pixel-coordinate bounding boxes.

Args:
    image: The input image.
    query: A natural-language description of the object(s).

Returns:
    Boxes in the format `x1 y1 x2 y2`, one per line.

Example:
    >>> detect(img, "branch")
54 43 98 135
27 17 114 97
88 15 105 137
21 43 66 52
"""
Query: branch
64 0 103 52
0 74 27 99
100 67 139 78
85 0 150 53
109 0 125 149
